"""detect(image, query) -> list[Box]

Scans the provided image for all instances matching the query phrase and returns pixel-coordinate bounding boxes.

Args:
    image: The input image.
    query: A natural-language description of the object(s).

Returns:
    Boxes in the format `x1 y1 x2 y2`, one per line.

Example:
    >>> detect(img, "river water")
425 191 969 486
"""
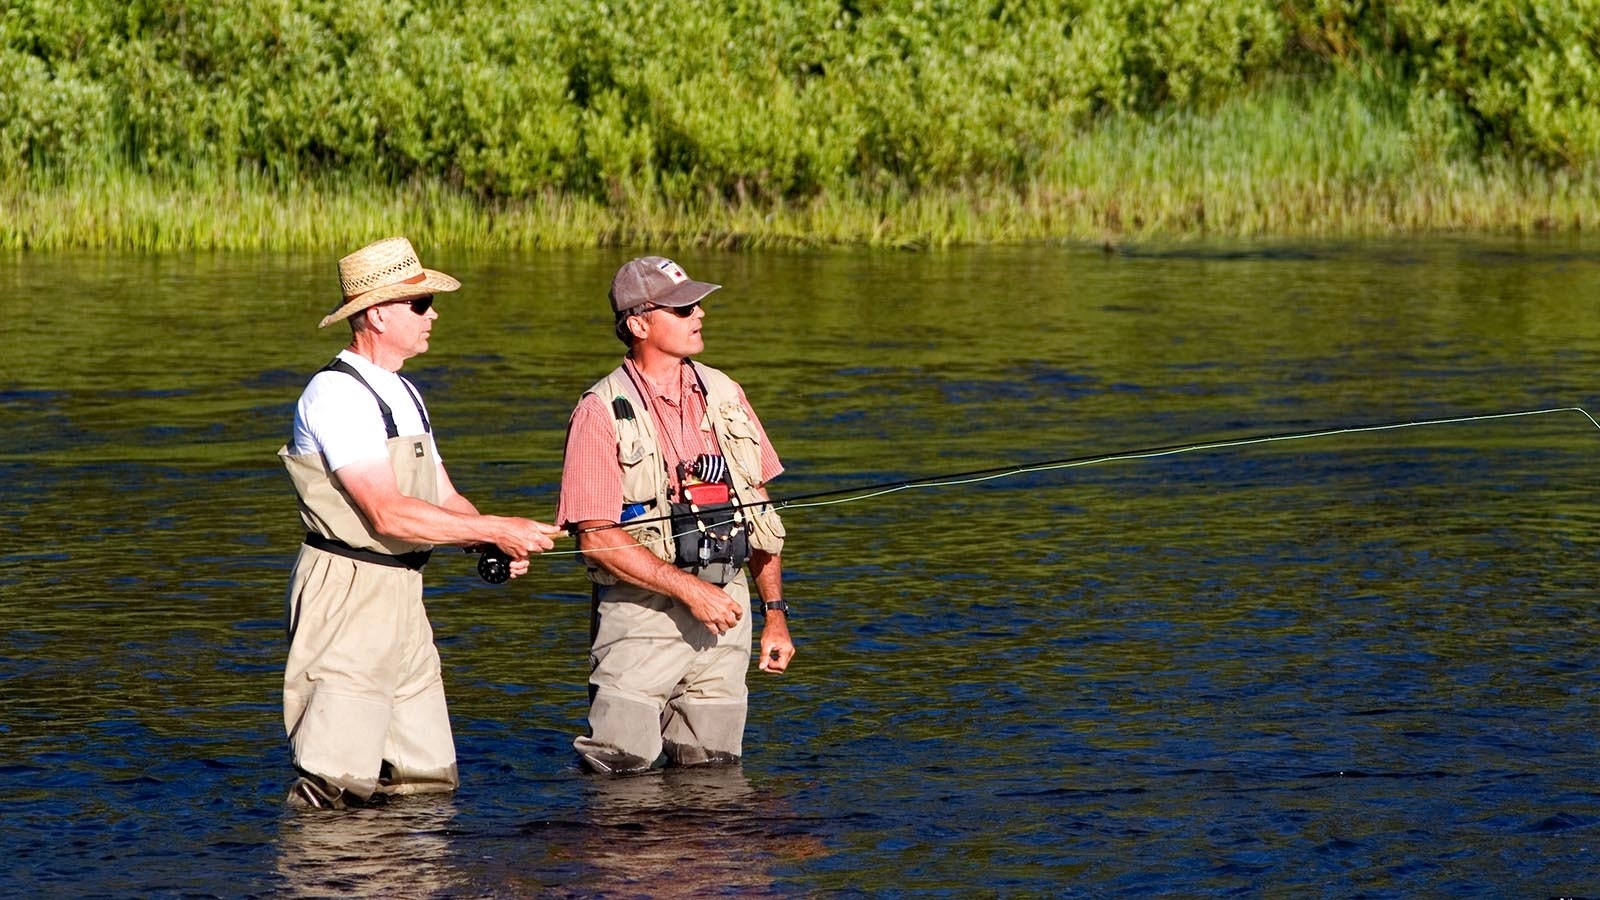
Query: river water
3 239 1598 896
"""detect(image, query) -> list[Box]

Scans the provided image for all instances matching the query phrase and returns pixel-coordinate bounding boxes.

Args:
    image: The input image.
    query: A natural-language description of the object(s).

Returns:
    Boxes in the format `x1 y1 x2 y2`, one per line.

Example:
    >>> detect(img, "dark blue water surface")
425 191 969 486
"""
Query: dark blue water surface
3 239 1599 896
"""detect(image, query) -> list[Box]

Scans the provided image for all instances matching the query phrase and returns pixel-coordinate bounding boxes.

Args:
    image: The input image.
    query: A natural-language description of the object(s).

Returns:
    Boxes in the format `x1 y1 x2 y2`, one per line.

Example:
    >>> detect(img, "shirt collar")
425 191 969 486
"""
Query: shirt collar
626 358 703 403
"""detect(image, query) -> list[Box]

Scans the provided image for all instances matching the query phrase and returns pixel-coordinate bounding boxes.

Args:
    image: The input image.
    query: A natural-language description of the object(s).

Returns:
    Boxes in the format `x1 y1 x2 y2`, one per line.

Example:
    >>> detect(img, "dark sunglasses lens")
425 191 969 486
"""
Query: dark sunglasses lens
409 296 433 315
668 302 698 317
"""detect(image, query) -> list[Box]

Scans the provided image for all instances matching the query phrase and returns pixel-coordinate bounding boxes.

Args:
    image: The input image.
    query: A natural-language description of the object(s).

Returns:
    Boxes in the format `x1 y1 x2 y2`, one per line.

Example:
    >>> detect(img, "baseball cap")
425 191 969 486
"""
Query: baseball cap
609 256 721 313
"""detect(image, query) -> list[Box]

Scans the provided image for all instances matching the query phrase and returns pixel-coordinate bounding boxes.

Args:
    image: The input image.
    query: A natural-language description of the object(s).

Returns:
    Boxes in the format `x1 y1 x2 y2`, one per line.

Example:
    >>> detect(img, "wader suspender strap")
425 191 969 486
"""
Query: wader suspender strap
320 358 432 439
302 358 435 570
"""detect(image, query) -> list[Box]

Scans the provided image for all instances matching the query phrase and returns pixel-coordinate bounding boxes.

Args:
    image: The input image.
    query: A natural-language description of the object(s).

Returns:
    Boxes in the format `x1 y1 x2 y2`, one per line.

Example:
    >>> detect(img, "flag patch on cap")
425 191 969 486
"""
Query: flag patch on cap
656 259 688 284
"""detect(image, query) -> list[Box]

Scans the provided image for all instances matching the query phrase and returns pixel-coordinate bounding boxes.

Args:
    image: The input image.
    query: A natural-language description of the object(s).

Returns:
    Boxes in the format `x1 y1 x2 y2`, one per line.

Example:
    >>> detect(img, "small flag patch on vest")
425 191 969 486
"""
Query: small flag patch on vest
414 441 425 457
656 259 688 284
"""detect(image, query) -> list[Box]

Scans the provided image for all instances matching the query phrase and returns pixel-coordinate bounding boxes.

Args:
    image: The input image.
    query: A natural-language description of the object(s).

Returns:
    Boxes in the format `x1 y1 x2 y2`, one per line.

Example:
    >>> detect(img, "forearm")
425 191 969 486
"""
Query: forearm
579 521 746 634
750 549 782 601
750 548 793 672
365 494 519 548
578 523 712 601
336 460 556 560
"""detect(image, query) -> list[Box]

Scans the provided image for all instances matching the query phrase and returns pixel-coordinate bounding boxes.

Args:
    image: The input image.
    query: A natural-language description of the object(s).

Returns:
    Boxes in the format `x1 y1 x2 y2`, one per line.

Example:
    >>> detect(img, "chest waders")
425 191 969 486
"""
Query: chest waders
278 359 457 805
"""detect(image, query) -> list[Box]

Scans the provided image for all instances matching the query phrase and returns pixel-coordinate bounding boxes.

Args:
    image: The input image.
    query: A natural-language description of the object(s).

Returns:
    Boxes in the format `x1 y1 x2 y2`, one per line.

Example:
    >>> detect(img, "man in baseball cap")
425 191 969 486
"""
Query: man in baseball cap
557 256 796 775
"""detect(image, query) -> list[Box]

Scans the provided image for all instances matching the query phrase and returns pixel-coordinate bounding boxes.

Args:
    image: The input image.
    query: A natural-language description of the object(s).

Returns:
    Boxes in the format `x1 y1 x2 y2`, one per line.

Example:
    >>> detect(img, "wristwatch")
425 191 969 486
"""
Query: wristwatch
762 600 790 616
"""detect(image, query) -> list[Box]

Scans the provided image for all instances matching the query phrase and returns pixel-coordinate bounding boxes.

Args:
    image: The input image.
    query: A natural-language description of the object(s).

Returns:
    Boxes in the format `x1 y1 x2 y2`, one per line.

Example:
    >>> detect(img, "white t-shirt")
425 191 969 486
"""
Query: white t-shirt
291 350 441 472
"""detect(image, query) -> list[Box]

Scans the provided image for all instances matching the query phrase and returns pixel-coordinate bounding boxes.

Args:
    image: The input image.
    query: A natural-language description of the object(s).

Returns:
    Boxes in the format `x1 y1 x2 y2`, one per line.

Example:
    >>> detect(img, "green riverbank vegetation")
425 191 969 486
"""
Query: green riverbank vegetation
4 0 1598 250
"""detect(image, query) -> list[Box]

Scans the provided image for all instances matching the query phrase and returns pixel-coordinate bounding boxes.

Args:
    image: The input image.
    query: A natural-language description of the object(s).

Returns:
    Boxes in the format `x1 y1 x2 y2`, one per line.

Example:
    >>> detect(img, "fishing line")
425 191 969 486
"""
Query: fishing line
531 405 1599 560
773 406 1600 513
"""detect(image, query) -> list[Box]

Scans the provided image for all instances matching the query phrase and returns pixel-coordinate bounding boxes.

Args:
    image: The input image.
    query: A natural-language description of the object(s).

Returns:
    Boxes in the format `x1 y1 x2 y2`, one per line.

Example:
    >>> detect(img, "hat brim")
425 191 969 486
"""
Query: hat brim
318 269 461 328
629 280 720 313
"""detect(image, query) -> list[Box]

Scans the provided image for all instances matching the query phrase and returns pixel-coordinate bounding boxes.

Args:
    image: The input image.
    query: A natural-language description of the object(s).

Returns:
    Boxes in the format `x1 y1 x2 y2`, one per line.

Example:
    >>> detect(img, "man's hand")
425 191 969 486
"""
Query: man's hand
751 550 791 672
678 578 743 635
485 517 564 561
759 613 794 673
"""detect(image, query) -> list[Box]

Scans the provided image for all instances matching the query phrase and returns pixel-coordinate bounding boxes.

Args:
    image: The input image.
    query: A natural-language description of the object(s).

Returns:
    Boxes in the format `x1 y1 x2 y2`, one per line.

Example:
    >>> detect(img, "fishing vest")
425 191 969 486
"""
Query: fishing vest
278 359 441 567
582 360 785 585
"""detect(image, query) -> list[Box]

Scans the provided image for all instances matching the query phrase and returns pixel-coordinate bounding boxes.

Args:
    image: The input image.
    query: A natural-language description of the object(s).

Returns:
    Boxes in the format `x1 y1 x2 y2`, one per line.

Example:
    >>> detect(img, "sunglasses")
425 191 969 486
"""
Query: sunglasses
380 295 434 315
642 301 699 318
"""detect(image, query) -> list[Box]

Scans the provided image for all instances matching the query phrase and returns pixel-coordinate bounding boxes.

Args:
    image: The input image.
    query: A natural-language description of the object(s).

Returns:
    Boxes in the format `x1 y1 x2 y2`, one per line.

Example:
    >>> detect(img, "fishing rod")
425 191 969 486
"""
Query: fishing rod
590 405 1600 529
472 405 1599 579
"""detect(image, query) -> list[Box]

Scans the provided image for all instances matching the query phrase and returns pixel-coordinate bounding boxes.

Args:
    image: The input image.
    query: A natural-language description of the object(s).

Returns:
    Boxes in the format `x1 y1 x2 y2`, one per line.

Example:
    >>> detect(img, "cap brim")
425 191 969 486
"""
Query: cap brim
318 269 460 328
652 280 720 308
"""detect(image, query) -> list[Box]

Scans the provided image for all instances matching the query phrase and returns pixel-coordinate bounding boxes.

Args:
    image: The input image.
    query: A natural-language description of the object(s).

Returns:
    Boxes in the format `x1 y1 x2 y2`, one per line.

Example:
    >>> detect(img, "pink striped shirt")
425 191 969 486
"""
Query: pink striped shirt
557 358 783 528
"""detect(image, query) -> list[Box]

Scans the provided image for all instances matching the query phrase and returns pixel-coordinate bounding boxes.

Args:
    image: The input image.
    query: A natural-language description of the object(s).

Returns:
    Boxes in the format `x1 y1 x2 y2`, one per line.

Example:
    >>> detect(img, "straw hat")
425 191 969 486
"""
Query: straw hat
319 236 461 328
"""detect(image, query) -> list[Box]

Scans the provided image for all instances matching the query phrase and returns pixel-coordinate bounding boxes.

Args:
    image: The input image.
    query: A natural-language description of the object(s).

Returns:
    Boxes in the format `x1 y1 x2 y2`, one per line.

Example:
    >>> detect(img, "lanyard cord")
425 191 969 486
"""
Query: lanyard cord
625 358 724 495
626 359 692 497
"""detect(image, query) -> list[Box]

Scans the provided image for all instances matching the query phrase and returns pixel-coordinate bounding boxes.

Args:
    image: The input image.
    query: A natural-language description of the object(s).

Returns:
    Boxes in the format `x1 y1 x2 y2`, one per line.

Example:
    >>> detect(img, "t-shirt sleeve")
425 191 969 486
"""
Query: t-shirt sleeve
292 373 392 472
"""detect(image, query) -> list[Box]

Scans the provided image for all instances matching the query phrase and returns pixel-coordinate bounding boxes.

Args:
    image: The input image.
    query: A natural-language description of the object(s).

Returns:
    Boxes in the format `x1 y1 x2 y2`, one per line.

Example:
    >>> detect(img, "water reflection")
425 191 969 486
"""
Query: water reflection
556 767 795 899
275 797 463 898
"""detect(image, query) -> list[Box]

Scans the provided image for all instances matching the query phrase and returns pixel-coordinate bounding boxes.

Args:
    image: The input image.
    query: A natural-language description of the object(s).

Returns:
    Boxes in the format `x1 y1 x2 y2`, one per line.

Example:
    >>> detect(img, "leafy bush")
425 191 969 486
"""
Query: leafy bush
1285 0 1600 167
1382 1 1600 167
2 0 1594 203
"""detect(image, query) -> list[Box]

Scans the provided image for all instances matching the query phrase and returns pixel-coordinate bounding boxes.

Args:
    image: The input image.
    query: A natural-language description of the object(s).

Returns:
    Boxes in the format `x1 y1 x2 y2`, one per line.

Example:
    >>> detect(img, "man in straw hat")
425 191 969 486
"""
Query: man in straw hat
278 236 563 808
556 256 795 775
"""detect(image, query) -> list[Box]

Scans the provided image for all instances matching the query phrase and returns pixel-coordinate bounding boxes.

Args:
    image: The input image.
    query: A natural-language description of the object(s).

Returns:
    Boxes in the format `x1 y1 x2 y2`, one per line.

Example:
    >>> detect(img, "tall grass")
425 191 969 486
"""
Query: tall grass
4 71 1592 251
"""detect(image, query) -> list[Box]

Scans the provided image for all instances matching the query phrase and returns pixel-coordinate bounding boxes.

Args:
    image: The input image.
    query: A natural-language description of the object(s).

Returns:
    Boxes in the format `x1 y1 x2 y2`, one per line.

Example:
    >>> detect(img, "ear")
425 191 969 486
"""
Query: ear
626 312 650 342
362 305 388 333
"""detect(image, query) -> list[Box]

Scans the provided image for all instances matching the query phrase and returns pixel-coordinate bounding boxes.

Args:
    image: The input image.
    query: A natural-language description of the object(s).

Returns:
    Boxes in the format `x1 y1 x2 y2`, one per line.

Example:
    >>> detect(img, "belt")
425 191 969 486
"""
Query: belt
303 533 432 571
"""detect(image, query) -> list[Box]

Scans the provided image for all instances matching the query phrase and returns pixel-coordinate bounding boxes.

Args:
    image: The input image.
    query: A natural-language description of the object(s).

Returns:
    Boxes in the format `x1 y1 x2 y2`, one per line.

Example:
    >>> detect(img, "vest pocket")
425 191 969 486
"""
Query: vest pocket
618 438 649 466
717 401 764 485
